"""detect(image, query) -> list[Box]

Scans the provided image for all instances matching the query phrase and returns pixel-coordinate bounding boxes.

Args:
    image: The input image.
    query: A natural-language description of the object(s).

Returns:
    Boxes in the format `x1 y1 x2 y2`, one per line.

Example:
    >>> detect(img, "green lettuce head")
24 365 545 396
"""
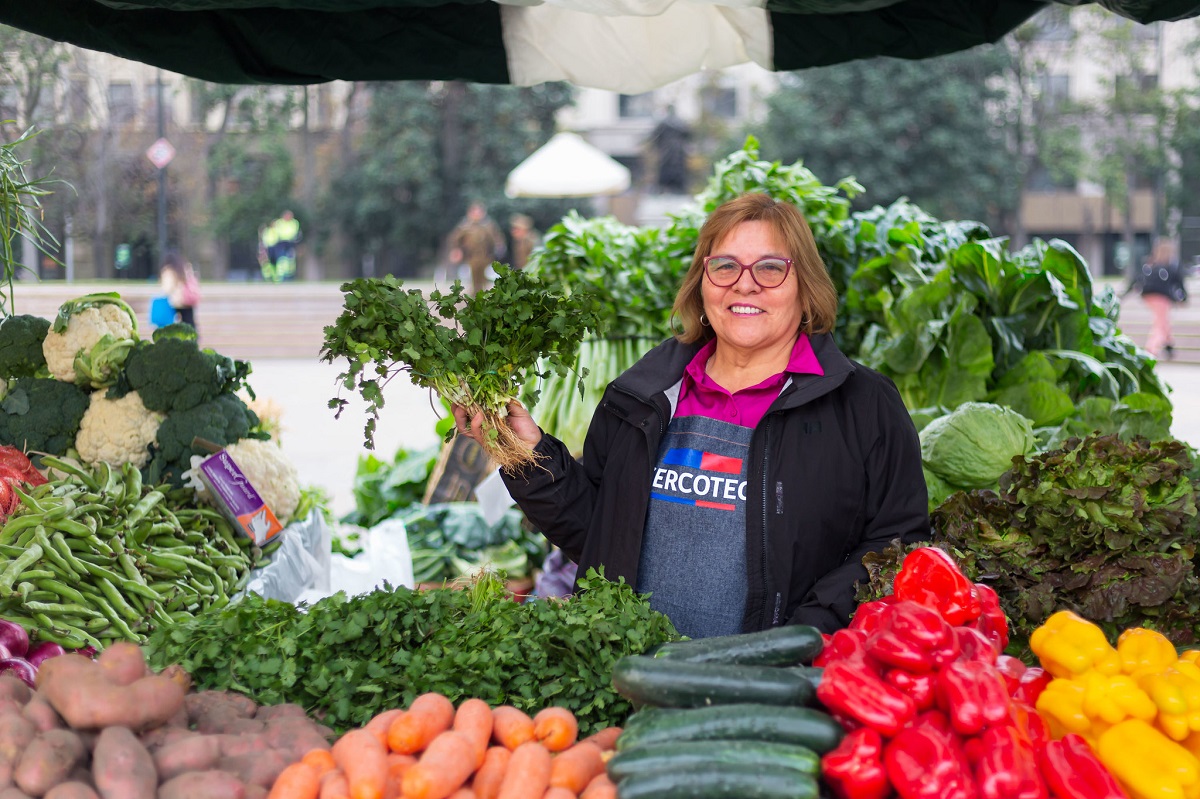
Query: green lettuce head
920 402 1037 489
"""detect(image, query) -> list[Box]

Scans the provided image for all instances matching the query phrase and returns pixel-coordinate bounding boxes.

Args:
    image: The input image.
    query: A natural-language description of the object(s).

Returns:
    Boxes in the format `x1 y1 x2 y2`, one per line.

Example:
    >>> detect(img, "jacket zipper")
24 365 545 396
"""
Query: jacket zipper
612 385 666 437
760 414 776 626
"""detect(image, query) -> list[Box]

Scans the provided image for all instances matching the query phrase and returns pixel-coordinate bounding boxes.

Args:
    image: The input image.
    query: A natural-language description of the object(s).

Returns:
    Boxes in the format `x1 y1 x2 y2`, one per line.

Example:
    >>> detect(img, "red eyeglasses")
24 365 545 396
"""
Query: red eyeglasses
703 256 793 288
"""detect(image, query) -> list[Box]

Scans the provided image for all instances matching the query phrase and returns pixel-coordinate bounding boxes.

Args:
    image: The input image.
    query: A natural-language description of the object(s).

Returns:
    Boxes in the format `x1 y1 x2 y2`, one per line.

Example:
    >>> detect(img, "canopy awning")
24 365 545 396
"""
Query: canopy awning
2 1 1198 93
505 132 632 198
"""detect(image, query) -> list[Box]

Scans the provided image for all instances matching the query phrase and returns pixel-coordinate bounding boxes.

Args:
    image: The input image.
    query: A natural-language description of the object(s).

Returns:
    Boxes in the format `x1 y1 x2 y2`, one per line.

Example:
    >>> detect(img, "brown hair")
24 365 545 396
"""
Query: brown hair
672 193 838 344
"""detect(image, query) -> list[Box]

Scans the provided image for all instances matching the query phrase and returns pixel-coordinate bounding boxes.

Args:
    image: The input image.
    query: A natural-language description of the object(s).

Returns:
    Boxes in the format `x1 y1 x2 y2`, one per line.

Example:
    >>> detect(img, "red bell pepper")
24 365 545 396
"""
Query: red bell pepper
893 546 982 626
974 723 1049 799
817 658 918 737
1008 700 1050 750
1013 666 1053 706
884 723 977 799
866 600 960 673
1036 733 1129 799
850 596 898 635
822 726 891 799
996 654 1028 694
965 582 1009 653
955 626 1000 665
885 667 937 711
936 659 1011 736
815 627 871 667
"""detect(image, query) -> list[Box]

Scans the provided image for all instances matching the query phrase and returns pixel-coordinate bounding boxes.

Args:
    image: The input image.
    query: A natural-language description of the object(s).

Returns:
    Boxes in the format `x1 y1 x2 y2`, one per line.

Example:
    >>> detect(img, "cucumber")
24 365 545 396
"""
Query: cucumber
607 739 820 782
653 624 824 666
789 665 823 691
614 703 844 754
613 655 814 708
616 762 819 799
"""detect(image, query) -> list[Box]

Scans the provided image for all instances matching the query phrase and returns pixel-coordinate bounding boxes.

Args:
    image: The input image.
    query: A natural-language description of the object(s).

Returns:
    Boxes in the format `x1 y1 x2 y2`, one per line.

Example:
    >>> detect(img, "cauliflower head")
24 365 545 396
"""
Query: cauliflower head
43 299 138 387
219 438 301 524
76 391 164 469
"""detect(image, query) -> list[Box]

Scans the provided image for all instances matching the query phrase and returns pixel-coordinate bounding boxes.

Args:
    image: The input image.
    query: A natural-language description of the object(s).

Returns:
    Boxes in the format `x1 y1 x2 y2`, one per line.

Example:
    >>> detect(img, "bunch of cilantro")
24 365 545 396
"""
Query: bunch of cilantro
321 266 603 470
143 568 679 734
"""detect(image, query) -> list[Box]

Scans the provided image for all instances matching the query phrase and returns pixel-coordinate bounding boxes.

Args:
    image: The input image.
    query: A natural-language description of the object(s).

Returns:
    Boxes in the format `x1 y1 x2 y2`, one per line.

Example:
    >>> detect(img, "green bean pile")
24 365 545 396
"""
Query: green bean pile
0 456 267 650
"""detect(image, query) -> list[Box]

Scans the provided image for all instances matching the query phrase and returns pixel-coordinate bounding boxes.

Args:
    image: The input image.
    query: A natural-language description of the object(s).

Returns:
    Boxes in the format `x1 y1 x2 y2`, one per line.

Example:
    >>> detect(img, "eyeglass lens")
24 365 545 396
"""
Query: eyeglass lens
706 257 790 287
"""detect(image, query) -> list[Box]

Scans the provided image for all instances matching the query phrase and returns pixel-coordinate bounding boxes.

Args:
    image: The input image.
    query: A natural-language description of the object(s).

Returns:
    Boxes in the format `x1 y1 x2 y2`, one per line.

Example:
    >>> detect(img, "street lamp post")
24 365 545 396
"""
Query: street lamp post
156 70 167 265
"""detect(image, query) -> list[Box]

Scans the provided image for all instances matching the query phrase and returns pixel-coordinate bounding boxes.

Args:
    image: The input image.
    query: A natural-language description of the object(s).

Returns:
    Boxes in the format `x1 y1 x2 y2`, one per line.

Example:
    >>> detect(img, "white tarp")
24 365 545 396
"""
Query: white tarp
505 131 633 198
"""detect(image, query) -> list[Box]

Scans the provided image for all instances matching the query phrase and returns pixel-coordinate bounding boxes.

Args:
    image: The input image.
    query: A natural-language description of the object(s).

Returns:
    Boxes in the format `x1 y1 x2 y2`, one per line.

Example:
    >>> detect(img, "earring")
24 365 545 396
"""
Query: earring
700 313 710 326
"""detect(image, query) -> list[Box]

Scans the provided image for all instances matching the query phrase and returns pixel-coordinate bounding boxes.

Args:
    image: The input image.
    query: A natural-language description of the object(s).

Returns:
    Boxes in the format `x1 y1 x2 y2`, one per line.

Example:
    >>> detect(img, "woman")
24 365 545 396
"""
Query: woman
1132 238 1187 359
454 193 930 637
160 251 199 332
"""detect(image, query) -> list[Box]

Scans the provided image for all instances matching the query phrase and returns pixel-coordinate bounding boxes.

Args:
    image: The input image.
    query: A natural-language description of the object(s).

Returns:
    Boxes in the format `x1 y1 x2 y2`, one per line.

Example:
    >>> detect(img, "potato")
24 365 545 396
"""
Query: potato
252 704 306 723
243 787 268 799
91 726 156 799
157 770 246 799
152 735 221 781
43 783 98 799
37 658 184 732
0 678 31 707
94 644 146 687
14 729 86 796
20 699 62 734
184 692 256 726
218 750 290 789
214 734 270 759
261 720 331 761
0 713 37 764
0 786 33 799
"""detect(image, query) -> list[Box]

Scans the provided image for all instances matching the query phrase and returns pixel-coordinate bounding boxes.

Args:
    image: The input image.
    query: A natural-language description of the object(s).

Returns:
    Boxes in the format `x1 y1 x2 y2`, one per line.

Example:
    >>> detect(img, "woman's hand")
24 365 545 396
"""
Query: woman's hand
451 400 543 451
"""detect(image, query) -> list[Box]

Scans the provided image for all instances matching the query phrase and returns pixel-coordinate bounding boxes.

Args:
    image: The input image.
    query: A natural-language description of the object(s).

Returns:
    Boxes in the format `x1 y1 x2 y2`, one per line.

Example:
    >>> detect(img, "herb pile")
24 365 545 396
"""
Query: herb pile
321 267 602 469
143 568 679 734
858 433 1200 659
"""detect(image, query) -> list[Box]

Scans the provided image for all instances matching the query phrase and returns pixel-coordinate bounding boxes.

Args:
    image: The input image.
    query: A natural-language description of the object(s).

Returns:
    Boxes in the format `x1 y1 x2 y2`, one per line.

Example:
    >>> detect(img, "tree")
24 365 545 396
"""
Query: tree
322 81 577 277
749 45 1018 230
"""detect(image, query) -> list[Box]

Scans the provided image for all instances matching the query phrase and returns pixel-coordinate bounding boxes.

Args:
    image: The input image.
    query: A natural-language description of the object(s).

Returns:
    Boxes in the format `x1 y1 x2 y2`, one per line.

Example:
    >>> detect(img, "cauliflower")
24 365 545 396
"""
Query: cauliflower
43 294 139 388
75 391 164 469
191 438 301 524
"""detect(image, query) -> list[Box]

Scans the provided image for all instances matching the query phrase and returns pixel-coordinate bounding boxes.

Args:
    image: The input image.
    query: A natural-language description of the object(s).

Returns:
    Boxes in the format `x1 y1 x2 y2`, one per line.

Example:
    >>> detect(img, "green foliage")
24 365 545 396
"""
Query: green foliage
118 335 254 414
207 135 295 245
0 314 48 378
402 503 546 584
321 266 603 451
342 444 439 529
0 127 56 311
749 45 1018 227
0 376 88 455
146 393 265 486
143 568 681 735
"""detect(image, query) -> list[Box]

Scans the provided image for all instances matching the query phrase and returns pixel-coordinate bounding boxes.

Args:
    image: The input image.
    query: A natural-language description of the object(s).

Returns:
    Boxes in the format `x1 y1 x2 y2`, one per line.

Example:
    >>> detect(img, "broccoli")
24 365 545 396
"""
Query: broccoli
145 393 266 486
0 377 90 455
0 315 50 379
119 333 254 414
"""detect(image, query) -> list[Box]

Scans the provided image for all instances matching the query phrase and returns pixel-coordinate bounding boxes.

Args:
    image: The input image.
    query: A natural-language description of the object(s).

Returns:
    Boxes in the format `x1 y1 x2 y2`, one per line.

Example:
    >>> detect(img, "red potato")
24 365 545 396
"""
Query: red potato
91 726 156 799
95 643 148 686
184 691 258 724
152 733 222 780
0 787 33 798
0 713 37 763
245 787 270 799
220 749 293 789
263 718 333 761
37 656 184 732
14 729 86 796
222 718 269 736
20 698 63 733
43 783 99 799
0 677 31 707
158 770 247 799
255 704 308 723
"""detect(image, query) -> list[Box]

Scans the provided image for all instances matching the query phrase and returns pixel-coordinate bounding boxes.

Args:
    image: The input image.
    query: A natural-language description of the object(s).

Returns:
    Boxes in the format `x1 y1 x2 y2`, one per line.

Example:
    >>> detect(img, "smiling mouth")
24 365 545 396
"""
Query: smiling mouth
729 305 763 315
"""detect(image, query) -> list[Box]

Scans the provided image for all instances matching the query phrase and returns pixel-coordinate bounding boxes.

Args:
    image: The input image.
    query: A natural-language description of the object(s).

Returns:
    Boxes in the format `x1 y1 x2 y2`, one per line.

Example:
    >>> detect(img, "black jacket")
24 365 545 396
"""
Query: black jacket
502 333 931 633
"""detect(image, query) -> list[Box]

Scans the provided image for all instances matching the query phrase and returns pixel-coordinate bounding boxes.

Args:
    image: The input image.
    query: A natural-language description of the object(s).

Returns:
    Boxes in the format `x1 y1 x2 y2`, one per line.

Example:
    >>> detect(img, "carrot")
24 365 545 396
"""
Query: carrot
269 761 322 799
543 789 575 799
548 742 604 793
532 707 578 753
364 709 405 748
331 729 388 799
319 770 351 799
579 727 621 753
387 693 456 755
579 773 616 799
490 706 536 751
453 698 494 769
401 730 479 799
496 741 552 799
302 749 339 779
471 746 511 799
383 753 417 799
447 789 477 799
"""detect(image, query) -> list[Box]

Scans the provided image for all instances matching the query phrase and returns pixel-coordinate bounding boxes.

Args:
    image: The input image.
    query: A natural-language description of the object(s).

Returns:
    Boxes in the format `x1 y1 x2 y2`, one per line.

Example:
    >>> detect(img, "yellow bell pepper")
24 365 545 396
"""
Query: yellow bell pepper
1082 671 1158 725
1182 650 1200 666
1098 718 1200 799
1120 628 1179 677
1141 663 1200 741
1031 610 1122 679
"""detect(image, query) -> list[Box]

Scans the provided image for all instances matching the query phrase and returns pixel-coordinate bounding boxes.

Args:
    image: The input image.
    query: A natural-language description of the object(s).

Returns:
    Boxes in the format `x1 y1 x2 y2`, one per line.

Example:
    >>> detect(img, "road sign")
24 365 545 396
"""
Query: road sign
146 137 176 169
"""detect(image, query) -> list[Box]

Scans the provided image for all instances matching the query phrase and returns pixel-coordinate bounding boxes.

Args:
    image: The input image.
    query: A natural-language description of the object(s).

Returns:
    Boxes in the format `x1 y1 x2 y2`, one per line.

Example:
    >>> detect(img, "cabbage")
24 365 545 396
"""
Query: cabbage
920 402 1037 489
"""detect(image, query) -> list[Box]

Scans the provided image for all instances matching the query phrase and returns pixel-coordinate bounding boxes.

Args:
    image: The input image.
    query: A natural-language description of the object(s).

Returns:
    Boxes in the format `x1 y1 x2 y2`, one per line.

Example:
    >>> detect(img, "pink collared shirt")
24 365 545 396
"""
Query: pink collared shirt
675 334 824 428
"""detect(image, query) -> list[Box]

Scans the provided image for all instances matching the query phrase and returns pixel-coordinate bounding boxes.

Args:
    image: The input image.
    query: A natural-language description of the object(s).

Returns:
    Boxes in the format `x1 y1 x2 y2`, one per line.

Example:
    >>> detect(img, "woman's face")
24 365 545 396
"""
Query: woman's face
701 220 802 356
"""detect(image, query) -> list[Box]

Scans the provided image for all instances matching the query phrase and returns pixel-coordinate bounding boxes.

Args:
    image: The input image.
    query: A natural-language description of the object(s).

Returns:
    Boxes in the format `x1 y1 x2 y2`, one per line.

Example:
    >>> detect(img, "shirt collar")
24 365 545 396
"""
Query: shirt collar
684 333 825 387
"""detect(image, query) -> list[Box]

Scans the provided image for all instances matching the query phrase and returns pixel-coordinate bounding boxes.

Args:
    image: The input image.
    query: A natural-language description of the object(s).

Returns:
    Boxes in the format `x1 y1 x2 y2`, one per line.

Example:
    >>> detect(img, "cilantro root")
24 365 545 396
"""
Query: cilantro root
459 401 541 472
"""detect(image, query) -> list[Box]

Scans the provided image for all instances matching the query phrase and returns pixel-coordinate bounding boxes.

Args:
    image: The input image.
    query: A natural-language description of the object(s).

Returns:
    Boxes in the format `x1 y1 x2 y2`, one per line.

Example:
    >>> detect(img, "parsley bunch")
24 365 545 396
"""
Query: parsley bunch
321 266 603 469
143 568 679 734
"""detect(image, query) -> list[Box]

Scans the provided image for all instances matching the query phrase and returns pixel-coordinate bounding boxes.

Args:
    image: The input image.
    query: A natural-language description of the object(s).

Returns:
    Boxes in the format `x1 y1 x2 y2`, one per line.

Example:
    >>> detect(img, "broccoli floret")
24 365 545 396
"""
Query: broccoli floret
0 315 50 379
145 393 266 486
120 337 254 414
151 323 197 343
0 377 89 455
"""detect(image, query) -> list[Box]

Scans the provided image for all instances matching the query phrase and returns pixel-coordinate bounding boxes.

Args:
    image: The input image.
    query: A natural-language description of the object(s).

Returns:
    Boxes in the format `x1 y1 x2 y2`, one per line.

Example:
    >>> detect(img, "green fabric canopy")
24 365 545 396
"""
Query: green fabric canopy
1 1 1197 91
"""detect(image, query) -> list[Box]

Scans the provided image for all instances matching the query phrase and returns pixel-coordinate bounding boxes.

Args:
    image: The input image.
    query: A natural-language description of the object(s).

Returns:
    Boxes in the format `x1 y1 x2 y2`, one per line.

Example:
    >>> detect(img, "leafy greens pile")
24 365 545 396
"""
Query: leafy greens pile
859 433 1200 659
321 266 603 469
143 569 679 734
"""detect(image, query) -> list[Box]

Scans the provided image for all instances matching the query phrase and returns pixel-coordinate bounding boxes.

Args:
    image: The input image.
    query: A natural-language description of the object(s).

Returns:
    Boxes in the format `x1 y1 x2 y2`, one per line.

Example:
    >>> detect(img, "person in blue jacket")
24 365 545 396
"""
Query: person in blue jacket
453 193 930 637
